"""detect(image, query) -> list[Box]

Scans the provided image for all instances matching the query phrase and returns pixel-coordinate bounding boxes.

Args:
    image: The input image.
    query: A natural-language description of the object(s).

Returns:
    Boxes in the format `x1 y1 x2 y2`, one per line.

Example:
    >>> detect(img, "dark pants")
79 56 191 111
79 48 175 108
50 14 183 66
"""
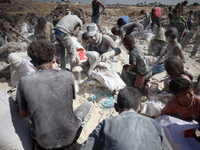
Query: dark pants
151 17 161 28
187 21 192 31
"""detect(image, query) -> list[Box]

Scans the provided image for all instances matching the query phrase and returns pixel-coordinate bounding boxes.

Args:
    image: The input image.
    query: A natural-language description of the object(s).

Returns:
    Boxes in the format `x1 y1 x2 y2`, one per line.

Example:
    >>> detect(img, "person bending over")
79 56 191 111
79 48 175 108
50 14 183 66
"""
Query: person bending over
16 39 92 149
81 23 121 72
111 22 144 40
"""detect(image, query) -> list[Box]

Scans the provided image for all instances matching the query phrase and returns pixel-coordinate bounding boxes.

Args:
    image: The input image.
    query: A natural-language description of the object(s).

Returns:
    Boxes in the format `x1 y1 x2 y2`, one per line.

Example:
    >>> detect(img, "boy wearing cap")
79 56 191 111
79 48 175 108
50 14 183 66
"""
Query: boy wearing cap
80 87 172 150
82 23 121 72
34 16 54 41
54 8 83 70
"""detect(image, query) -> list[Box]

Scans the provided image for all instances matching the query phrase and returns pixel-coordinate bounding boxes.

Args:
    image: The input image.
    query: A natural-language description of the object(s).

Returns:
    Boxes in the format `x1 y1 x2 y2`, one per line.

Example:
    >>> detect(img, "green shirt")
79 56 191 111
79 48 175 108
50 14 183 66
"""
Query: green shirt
171 16 185 23
146 13 152 23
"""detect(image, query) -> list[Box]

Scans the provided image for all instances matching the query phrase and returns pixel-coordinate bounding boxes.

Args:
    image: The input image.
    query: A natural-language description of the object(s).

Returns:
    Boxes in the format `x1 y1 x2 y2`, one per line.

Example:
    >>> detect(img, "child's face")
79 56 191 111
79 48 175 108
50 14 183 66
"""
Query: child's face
83 39 89 43
166 36 173 43
176 88 194 107
172 12 178 19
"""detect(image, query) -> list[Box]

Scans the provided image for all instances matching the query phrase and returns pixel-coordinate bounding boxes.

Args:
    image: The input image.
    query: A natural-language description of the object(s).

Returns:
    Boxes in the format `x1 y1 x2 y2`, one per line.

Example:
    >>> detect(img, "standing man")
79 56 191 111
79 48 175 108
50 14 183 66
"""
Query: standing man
151 6 162 31
91 0 105 26
175 1 188 16
54 8 83 70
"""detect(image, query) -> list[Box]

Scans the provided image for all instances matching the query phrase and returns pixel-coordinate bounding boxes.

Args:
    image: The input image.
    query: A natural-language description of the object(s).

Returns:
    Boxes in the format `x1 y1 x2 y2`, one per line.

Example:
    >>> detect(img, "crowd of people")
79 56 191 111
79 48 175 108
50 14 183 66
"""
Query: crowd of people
0 0 200 149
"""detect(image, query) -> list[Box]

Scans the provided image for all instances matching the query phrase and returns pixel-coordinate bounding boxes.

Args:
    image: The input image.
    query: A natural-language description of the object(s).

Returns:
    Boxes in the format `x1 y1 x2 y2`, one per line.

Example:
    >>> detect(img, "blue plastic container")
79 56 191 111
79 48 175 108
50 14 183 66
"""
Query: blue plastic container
152 63 165 74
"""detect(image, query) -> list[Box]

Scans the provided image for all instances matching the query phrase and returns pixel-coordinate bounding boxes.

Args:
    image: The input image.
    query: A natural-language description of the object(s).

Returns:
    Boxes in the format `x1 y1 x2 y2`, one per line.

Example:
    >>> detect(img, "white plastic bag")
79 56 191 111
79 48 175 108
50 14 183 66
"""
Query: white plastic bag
141 99 164 117
89 62 126 92
19 57 36 77
156 115 200 150
145 56 157 66
7 52 28 68
142 30 153 41
20 22 28 34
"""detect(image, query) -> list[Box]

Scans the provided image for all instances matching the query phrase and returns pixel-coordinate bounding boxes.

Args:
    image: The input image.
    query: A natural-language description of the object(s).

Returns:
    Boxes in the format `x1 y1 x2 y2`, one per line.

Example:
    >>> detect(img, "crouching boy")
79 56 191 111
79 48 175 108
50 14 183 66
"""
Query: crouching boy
121 35 152 90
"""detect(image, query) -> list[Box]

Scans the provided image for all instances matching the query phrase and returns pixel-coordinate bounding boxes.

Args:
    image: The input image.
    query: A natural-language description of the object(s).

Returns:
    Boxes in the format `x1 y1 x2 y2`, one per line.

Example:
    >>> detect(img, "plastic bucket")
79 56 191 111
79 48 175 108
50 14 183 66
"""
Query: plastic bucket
152 63 165 74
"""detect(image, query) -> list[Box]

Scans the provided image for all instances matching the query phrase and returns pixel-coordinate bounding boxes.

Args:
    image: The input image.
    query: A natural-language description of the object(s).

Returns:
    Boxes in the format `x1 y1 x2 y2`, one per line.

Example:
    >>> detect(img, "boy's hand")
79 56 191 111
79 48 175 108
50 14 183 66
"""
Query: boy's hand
100 53 109 62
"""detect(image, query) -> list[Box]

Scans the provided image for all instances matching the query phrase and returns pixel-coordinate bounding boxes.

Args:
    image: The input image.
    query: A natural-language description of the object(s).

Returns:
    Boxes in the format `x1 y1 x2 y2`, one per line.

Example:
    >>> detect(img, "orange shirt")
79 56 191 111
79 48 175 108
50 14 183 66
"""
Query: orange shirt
161 96 200 122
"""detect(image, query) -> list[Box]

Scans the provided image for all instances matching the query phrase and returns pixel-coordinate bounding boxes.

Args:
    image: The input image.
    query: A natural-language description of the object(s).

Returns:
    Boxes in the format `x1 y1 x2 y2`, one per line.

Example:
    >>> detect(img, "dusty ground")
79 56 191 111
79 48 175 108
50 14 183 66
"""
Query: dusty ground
1 1 200 149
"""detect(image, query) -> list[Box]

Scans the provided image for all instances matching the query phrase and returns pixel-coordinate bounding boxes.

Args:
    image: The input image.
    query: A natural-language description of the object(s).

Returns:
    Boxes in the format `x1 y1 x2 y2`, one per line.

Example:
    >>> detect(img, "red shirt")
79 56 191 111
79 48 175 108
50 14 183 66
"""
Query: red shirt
161 96 200 122
151 7 162 18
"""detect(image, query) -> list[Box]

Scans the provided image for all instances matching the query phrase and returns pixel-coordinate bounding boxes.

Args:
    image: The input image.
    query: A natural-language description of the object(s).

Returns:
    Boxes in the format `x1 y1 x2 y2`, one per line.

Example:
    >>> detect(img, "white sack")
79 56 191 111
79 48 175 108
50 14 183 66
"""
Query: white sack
156 115 200 150
89 62 126 92
141 99 164 117
142 30 154 41
19 57 36 77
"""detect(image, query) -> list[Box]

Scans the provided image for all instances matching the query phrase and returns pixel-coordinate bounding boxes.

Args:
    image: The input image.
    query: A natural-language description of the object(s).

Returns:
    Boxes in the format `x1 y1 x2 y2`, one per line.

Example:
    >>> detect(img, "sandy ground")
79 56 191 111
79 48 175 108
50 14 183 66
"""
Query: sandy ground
1 35 200 149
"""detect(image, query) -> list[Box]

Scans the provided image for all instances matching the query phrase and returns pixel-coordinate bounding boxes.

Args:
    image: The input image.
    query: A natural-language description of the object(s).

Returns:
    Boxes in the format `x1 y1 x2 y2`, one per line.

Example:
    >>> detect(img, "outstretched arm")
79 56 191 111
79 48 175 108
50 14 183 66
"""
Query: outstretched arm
73 26 80 36
154 48 167 66
126 61 136 72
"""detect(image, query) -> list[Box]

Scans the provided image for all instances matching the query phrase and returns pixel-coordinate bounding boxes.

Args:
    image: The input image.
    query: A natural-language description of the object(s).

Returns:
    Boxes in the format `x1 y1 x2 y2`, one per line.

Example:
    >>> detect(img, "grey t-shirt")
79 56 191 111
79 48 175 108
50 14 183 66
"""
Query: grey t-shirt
120 22 144 37
129 46 151 76
16 68 81 149
54 15 82 35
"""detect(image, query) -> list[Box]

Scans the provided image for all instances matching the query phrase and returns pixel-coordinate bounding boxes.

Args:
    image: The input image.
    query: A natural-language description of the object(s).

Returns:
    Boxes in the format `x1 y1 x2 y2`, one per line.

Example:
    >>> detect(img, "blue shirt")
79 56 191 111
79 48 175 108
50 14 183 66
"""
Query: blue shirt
80 109 172 150
119 15 130 24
